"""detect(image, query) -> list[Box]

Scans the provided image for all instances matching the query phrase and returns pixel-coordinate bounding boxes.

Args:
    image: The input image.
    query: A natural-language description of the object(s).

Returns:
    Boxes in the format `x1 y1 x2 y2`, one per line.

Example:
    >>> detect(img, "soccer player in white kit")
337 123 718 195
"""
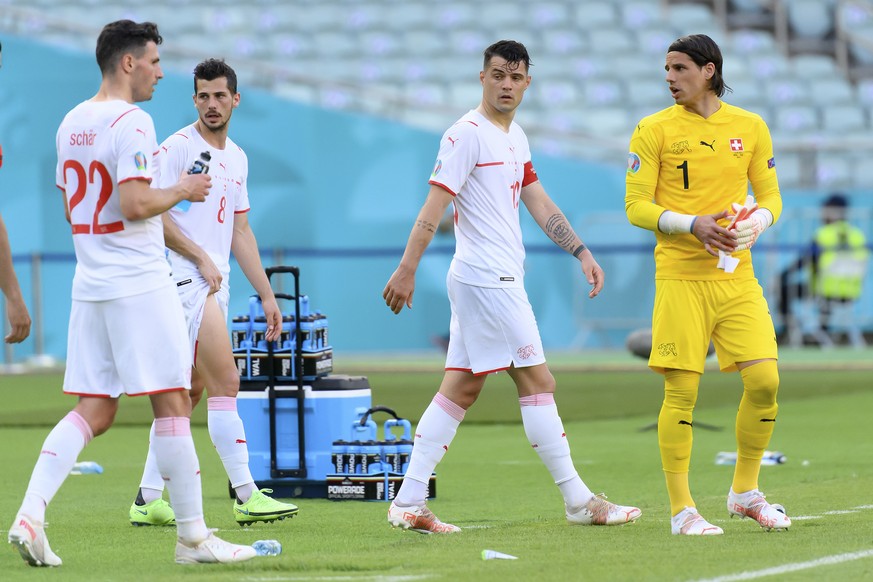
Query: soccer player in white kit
382 40 642 533
7 21 256 566
129 58 297 526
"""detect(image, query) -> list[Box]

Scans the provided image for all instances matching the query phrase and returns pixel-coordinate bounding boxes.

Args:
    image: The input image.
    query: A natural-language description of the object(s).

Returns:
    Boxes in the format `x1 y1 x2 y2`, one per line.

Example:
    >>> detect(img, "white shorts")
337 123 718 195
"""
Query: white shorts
445 275 546 375
175 275 229 359
63 283 192 397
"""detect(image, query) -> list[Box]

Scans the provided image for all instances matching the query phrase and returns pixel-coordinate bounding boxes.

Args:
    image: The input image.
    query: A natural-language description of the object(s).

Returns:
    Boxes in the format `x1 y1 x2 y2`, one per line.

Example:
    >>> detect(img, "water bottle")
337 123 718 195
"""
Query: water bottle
331 440 348 474
70 461 103 475
715 451 787 466
252 539 282 556
346 440 361 474
176 151 211 212
397 439 413 474
361 440 383 474
761 451 787 465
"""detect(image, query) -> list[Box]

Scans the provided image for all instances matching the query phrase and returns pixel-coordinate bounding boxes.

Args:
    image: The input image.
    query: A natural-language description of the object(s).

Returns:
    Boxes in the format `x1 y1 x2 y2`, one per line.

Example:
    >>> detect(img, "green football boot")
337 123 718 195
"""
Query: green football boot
234 488 298 526
130 491 176 527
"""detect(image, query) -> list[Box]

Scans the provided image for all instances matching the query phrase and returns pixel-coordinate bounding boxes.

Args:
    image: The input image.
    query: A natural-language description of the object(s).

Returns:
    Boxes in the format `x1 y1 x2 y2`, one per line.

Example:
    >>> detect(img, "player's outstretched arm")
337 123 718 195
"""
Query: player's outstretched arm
231 213 281 342
162 213 222 294
0 214 31 343
383 185 453 314
520 182 604 298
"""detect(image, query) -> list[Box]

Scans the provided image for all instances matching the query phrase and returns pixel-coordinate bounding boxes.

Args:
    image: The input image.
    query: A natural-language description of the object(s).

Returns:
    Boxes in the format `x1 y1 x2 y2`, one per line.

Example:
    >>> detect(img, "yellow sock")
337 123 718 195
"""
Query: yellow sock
659 370 700 515
733 360 779 493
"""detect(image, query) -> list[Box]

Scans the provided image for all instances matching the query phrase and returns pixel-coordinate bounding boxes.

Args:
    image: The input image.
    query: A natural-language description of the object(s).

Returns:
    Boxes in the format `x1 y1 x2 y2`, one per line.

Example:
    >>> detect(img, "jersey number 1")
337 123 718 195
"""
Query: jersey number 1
64 160 124 235
676 160 689 190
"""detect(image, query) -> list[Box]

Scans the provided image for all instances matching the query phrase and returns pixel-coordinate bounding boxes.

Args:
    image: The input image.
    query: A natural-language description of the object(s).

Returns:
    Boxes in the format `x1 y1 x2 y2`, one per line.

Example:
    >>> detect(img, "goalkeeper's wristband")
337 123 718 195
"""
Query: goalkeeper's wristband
658 210 696 234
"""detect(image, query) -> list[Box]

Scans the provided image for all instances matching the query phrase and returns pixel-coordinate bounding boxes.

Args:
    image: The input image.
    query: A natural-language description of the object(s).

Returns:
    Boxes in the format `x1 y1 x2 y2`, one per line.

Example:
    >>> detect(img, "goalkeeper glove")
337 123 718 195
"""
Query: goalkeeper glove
733 207 771 251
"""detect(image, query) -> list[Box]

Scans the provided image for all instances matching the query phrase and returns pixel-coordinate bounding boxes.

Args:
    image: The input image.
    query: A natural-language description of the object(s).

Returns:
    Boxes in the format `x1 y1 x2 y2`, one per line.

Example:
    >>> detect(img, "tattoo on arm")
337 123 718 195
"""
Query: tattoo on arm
545 214 577 252
415 219 437 233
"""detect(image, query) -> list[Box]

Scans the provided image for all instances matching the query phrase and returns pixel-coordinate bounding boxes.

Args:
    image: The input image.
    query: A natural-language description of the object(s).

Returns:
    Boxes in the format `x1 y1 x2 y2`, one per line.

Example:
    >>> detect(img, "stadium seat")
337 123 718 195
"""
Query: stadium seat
667 3 716 28
359 31 402 57
447 29 492 55
432 3 478 30
532 3 572 28
787 0 835 40
587 28 636 53
311 31 360 58
765 77 810 106
576 107 636 138
774 105 819 135
381 3 432 32
582 78 626 106
637 27 683 55
771 151 803 187
821 104 868 135
748 53 791 79
541 29 587 56
621 2 666 31
730 29 777 55
535 80 579 108
816 152 853 186
790 54 840 76
806 77 857 106
574 3 619 29
626 79 671 108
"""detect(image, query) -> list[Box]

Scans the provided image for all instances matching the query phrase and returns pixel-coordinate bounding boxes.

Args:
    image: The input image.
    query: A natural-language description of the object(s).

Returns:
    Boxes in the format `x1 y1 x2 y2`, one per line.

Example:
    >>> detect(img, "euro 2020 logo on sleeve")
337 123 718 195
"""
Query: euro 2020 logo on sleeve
431 159 442 178
134 151 147 171
627 152 641 174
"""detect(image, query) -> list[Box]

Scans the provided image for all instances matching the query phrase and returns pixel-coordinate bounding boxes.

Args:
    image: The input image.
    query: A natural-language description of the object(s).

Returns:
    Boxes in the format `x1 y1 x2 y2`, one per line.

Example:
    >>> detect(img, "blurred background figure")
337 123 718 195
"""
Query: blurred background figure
778 193 870 348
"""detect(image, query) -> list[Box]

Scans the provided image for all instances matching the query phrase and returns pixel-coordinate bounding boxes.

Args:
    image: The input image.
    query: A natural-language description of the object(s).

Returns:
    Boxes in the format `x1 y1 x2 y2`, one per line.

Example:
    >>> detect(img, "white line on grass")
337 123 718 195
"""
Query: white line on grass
691 550 873 582
243 576 433 582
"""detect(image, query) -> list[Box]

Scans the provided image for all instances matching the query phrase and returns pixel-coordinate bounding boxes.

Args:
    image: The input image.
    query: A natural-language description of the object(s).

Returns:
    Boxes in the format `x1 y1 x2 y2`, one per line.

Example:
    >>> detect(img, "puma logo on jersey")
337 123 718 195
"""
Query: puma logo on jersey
700 139 715 151
447 136 459 146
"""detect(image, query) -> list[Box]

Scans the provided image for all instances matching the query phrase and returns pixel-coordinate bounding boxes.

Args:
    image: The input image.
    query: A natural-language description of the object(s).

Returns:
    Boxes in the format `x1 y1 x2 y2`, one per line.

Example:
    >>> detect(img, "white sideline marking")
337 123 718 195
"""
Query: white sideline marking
244 576 432 582
691 550 873 582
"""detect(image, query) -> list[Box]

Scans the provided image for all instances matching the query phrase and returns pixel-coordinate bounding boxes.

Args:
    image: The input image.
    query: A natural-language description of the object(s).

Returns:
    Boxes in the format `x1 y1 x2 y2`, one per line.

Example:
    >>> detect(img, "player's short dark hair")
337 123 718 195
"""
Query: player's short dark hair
193 58 238 94
668 34 731 98
483 40 532 74
823 193 848 208
95 20 162 75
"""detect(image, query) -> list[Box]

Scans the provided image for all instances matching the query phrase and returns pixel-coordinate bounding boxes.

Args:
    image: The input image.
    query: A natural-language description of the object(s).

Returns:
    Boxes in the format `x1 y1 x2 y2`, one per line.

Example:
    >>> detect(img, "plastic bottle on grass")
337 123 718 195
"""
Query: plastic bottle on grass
252 540 282 556
70 461 103 475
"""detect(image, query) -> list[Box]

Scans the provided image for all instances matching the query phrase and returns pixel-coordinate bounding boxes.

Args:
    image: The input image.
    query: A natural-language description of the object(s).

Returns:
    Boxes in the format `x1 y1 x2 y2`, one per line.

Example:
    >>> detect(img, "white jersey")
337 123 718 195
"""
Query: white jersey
56 100 170 301
156 124 250 284
428 109 538 288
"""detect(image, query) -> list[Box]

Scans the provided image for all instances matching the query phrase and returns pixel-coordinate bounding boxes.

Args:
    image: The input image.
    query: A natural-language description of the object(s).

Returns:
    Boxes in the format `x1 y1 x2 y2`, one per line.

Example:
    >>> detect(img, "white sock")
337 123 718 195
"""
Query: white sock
152 417 209 544
396 393 465 507
137 420 164 503
207 397 257 503
18 411 93 523
519 394 593 510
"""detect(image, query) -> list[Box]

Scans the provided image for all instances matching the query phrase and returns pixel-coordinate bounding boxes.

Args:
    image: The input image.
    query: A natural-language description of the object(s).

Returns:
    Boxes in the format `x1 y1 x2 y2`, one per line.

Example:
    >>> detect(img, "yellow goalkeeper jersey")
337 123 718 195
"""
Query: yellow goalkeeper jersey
625 102 782 280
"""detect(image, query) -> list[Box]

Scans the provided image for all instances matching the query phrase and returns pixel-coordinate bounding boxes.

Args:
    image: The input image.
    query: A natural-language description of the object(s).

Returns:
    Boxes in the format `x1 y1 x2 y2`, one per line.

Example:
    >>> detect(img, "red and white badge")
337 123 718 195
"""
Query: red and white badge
729 138 744 152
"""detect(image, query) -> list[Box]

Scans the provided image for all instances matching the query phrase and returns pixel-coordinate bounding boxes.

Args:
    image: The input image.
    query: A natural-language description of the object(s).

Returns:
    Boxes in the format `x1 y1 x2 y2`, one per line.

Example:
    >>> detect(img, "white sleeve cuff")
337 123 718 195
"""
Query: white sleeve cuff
657 210 696 234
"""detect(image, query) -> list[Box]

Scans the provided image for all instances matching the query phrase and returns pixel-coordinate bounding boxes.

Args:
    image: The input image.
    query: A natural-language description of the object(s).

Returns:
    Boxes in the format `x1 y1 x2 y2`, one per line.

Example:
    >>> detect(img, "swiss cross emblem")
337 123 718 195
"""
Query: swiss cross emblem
729 138 744 152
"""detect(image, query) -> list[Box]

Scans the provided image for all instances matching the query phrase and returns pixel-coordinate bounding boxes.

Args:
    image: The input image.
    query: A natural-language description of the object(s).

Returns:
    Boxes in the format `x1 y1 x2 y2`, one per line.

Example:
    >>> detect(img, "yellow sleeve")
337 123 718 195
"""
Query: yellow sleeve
625 121 667 232
749 119 782 225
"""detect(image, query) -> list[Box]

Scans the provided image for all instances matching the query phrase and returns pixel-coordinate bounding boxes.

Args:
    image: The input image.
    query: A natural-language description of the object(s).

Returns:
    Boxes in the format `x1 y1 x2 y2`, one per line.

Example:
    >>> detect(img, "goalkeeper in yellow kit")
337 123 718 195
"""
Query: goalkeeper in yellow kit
625 34 791 535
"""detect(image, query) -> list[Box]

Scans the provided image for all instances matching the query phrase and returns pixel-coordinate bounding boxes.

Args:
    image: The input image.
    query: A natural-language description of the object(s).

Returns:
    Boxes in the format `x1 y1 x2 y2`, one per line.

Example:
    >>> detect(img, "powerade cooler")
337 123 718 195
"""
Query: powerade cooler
234 266 371 498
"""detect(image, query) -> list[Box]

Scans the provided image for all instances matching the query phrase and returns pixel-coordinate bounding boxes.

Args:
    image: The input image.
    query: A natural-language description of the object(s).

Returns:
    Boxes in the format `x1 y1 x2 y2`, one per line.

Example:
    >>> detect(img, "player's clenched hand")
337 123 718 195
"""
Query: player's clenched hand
177 172 211 204
196 255 222 295
692 211 738 257
383 267 415 314
4 297 31 344
261 296 282 342
578 249 604 298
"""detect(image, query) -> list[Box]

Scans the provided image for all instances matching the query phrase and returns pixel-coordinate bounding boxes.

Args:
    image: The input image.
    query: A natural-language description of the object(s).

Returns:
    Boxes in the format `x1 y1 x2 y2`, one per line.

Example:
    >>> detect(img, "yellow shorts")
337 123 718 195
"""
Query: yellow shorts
649 278 778 374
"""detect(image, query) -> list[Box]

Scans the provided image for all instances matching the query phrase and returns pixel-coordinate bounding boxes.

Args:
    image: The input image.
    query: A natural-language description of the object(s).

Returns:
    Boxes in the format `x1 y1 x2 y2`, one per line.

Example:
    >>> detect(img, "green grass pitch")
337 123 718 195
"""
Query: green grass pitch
1 350 872 581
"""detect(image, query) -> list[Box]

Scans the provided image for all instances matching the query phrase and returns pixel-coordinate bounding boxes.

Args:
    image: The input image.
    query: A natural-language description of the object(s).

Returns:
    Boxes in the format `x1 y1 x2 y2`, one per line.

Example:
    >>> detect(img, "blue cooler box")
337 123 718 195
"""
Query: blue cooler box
237 375 372 498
